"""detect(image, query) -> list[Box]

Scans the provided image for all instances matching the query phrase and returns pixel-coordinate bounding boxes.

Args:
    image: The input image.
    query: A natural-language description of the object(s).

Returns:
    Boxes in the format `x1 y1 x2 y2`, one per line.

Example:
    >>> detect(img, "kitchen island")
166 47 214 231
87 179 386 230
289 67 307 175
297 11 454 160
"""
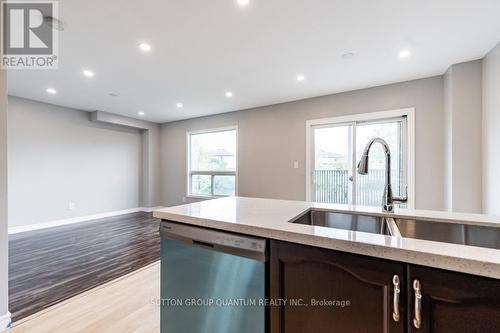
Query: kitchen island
154 196 500 279
154 196 500 333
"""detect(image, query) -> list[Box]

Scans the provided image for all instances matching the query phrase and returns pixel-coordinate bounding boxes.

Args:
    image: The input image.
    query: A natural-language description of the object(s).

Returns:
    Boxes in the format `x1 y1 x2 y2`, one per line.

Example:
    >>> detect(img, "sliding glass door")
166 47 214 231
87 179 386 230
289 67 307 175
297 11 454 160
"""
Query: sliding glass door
310 116 407 207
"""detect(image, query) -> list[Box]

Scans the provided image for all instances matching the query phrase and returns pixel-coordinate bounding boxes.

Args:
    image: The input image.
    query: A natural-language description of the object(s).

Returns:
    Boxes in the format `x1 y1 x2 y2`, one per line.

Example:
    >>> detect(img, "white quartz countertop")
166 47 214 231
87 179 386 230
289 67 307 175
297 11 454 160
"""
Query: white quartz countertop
153 196 500 279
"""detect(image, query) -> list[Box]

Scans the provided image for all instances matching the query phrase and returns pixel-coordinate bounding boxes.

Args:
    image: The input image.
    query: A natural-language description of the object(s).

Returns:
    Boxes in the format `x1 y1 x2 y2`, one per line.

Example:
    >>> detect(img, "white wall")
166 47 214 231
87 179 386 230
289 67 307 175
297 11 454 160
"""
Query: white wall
160 76 445 210
0 66 10 330
443 60 483 213
483 42 500 215
7 97 143 227
90 111 162 208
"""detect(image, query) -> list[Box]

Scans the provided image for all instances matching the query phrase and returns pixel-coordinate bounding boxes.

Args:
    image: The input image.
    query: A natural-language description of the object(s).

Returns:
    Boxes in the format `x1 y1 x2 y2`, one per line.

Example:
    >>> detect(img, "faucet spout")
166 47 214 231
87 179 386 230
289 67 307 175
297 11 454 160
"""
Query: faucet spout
357 138 407 212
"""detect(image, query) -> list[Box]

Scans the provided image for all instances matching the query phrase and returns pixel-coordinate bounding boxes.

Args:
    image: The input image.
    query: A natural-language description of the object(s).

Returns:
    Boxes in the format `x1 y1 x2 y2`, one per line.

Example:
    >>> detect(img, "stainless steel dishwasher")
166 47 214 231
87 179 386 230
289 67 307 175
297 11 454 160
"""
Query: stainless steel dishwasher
159 221 267 333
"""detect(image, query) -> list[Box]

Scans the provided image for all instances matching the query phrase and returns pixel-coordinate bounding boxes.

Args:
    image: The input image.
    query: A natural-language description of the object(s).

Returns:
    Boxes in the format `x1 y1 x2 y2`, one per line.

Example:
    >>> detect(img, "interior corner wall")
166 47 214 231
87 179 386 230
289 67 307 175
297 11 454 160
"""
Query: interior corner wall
482 42 500 215
0 70 10 328
160 76 445 211
443 60 483 213
141 124 162 208
7 97 143 228
443 67 453 211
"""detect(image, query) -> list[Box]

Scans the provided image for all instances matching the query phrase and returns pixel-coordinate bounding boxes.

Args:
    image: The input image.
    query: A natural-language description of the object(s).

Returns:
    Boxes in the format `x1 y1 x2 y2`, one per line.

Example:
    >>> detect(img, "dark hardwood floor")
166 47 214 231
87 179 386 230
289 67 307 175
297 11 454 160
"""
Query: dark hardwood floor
8 212 160 322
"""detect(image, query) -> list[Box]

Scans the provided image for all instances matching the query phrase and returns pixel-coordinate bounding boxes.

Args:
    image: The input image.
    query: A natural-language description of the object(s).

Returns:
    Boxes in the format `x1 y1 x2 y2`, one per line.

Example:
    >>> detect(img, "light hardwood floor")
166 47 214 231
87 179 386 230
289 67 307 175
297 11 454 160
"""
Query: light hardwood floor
11 262 160 333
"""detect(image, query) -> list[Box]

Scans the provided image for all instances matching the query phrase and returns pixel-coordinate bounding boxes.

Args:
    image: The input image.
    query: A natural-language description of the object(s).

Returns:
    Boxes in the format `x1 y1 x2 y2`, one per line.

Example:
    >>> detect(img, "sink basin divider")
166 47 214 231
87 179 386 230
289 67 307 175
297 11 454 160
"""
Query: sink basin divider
385 217 402 237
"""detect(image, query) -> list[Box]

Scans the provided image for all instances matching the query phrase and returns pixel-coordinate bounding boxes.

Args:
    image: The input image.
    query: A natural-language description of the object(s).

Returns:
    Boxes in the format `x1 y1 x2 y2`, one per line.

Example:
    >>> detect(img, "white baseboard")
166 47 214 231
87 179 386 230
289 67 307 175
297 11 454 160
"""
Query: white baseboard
8 206 165 235
0 311 11 331
140 206 165 213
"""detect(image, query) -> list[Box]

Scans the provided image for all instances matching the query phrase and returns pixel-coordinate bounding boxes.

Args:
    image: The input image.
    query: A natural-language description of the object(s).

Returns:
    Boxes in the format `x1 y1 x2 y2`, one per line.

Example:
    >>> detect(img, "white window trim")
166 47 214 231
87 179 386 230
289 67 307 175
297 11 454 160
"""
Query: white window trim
305 108 415 209
186 126 238 199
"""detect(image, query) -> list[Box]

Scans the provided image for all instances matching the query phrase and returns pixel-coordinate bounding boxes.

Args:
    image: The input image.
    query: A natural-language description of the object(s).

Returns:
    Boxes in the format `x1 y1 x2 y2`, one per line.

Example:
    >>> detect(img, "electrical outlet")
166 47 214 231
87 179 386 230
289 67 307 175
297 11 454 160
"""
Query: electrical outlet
69 201 76 210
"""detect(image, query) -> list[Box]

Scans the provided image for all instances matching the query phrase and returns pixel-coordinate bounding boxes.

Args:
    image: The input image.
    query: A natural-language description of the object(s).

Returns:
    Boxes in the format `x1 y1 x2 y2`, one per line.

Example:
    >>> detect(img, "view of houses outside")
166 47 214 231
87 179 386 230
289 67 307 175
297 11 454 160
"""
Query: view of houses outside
314 126 352 203
190 129 236 196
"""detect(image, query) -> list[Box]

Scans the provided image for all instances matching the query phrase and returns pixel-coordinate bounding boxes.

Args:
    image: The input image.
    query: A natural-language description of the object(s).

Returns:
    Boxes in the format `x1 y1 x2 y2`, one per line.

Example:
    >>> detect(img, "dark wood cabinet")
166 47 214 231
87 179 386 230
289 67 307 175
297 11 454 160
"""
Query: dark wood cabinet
407 265 500 333
270 240 406 333
270 240 500 333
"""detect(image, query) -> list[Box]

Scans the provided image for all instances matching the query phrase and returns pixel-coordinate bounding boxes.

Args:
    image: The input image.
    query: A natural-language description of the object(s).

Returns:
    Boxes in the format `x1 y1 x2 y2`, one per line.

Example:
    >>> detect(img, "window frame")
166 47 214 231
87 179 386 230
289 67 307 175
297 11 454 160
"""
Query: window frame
186 126 238 199
305 108 415 209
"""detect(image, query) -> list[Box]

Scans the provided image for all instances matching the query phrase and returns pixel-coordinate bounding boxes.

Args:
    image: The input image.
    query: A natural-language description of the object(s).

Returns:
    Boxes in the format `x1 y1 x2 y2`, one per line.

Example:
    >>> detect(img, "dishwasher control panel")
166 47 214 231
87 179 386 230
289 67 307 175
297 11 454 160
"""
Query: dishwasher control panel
214 234 266 252
160 220 267 256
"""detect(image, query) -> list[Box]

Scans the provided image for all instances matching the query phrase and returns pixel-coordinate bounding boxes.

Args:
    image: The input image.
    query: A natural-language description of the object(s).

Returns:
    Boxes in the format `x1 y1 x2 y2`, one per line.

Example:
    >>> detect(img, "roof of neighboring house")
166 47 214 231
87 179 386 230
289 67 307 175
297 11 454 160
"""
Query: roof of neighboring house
212 148 235 157
318 150 344 159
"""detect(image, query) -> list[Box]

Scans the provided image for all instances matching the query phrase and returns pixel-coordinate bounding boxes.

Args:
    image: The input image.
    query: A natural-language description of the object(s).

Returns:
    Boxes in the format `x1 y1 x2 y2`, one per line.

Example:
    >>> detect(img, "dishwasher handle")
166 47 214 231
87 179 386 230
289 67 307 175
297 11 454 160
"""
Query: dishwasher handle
160 221 267 262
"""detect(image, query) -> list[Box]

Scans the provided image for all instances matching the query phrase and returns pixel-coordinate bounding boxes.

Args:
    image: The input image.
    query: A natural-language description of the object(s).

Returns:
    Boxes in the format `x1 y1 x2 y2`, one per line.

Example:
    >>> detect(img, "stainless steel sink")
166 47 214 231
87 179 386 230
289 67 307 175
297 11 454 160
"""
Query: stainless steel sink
291 209 395 236
290 209 500 250
394 218 500 250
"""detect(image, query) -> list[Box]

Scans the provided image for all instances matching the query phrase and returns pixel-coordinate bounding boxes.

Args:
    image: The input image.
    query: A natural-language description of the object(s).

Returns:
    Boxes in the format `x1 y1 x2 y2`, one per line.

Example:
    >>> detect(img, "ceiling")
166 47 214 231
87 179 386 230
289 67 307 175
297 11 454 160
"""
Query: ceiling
7 0 500 123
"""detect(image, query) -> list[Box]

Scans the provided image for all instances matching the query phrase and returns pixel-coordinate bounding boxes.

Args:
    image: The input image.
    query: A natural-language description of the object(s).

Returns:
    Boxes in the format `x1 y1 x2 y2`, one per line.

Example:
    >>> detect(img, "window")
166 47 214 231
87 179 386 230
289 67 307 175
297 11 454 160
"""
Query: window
187 127 237 197
307 109 414 208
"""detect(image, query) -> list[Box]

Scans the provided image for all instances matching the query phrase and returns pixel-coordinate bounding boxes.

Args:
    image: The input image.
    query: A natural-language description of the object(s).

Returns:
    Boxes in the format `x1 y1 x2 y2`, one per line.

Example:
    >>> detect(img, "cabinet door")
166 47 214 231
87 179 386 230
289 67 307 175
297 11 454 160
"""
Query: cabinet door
408 265 500 333
270 240 406 333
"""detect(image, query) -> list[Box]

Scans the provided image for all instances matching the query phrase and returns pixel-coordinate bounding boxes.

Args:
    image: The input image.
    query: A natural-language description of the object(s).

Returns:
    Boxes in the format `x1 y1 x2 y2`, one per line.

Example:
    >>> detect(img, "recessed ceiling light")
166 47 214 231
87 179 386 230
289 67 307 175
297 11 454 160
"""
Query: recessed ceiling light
296 75 305 82
237 0 250 6
399 49 411 59
225 91 233 98
139 43 151 52
341 52 355 60
138 111 145 116
46 88 57 94
82 69 95 78
176 103 183 108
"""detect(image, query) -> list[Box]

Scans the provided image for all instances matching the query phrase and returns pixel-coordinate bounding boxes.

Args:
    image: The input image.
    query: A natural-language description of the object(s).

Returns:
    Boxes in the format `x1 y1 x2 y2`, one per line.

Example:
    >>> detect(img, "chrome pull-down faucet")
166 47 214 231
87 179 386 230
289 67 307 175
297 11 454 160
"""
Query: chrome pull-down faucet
357 138 407 212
